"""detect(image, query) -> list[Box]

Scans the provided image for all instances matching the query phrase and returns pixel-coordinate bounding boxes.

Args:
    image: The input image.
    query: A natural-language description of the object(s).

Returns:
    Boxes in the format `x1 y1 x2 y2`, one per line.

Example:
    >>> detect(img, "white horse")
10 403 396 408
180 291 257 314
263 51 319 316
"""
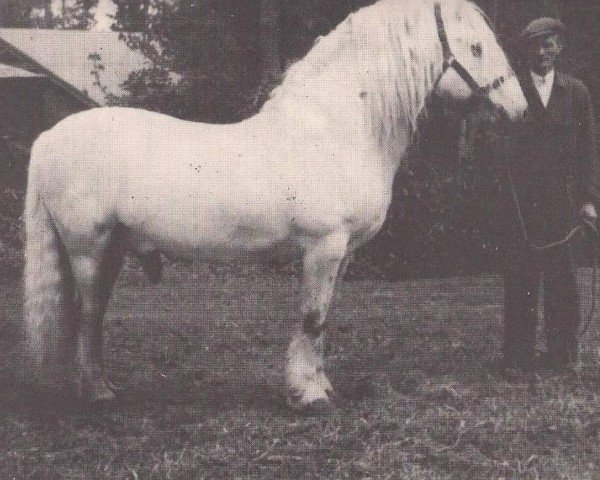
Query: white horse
23 0 526 409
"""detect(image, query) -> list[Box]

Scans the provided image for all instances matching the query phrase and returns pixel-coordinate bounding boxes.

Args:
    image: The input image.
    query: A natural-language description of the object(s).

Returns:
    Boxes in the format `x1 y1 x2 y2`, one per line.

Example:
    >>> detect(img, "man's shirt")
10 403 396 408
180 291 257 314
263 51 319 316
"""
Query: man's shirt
530 69 555 108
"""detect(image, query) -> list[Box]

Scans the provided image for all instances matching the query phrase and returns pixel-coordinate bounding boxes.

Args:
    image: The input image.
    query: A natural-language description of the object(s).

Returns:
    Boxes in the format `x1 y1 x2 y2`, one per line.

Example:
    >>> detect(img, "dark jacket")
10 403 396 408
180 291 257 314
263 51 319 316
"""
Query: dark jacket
507 69 600 244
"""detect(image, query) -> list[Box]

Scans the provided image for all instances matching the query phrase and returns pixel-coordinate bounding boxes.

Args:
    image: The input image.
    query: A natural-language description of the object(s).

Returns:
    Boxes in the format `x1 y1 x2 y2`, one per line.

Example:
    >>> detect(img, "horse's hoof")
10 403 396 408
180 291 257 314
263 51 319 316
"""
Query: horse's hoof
81 378 118 405
286 389 333 414
316 371 334 395
106 380 123 392
90 388 116 404
85 389 116 411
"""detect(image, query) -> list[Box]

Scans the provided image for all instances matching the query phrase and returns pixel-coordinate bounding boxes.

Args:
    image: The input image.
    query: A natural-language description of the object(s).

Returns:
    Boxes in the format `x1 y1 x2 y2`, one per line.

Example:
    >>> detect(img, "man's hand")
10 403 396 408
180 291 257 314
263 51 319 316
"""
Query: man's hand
580 203 598 223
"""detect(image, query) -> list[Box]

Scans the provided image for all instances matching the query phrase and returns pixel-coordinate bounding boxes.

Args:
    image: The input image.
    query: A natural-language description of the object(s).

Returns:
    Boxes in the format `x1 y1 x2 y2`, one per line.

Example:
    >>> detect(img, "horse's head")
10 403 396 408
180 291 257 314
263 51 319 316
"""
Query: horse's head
432 1 527 121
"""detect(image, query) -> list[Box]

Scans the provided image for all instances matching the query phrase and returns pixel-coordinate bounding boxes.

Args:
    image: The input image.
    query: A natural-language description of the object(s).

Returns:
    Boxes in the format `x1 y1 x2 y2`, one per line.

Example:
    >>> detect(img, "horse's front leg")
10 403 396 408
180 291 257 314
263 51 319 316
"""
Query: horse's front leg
286 232 349 410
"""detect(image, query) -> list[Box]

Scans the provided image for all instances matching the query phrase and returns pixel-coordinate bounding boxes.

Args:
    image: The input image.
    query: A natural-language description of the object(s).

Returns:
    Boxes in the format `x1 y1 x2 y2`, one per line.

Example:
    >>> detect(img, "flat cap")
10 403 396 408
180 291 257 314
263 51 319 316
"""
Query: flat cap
520 17 565 43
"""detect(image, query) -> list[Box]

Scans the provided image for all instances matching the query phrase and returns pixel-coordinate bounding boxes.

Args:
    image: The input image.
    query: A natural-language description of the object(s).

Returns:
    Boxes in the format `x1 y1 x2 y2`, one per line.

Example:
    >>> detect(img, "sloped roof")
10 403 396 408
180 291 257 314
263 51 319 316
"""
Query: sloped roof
0 62 42 78
0 29 152 105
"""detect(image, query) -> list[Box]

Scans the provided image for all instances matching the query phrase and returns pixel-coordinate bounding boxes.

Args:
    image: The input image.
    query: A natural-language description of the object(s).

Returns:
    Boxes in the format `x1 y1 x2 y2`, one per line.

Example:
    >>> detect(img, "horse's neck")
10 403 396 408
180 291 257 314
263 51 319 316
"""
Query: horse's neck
262 0 440 187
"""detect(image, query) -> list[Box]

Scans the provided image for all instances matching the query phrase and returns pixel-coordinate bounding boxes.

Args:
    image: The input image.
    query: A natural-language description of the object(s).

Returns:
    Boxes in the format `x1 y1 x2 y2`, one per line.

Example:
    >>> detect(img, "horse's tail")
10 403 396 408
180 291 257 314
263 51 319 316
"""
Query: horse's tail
23 137 75 388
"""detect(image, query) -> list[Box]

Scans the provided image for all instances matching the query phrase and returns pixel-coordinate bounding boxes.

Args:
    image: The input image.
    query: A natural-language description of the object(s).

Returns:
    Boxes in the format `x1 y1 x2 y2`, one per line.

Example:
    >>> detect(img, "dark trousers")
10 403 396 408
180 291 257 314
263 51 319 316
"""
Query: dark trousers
503 245 580 367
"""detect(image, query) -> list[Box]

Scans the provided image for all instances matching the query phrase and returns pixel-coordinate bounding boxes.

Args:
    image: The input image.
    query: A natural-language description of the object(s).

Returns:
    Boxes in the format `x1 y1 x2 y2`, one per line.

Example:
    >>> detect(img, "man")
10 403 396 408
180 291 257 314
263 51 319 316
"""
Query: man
498 17 599 372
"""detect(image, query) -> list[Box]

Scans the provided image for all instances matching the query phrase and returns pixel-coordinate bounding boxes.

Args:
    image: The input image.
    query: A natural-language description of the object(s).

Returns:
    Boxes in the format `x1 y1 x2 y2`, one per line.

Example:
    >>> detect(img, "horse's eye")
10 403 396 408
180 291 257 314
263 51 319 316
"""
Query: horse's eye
471 43 483 58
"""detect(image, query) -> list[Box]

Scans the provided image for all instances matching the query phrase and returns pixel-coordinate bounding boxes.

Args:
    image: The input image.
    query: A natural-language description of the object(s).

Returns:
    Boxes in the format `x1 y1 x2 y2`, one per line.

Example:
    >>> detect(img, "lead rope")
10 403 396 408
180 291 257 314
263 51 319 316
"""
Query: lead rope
580 238 599 336
504 162 600 338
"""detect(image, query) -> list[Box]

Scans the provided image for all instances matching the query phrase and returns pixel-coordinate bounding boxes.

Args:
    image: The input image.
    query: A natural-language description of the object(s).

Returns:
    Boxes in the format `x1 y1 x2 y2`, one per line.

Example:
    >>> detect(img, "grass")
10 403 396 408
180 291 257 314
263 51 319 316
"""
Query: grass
1 264 600 479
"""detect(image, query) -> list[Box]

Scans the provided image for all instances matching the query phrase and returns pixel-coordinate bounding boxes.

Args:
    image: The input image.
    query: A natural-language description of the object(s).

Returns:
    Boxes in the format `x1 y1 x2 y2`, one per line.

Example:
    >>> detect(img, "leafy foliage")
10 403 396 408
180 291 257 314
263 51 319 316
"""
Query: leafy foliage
59 0 99 29
0 0 50 27
0 0 99 28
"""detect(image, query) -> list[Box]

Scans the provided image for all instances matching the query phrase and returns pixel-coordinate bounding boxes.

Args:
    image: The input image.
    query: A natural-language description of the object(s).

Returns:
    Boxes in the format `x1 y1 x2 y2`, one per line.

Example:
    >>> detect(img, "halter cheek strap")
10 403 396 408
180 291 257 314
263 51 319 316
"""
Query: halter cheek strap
434 2 508 97
434 3 452 63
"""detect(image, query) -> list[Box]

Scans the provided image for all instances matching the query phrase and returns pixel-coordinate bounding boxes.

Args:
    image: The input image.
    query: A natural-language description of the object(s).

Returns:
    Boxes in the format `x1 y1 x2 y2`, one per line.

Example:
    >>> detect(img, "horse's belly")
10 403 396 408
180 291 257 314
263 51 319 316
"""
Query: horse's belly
122 202 300 263
119 177 389 263
135 232 301 264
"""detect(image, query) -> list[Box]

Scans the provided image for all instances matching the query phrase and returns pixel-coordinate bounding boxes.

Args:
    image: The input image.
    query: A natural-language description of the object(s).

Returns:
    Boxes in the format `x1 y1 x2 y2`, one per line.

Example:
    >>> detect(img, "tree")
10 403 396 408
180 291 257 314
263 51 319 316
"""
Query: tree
112 0 149 31
60 0 99 29
111 0 264 120
258 0 282 88
0 0 53 27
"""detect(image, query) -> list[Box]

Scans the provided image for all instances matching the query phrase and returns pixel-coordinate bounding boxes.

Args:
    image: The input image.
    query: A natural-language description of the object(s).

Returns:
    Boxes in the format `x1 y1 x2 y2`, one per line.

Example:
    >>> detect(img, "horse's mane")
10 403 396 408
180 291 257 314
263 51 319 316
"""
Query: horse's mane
265 0 497 159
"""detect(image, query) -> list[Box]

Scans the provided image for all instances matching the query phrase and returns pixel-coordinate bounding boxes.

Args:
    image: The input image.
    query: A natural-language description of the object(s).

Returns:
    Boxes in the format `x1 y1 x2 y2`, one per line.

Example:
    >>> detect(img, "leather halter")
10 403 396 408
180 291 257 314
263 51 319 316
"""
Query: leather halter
434 2 509 97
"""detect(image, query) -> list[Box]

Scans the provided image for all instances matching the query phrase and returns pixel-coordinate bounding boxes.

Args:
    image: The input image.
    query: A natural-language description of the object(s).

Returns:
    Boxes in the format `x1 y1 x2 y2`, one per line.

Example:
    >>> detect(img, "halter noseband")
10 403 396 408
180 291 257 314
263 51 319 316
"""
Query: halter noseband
434 2 509 97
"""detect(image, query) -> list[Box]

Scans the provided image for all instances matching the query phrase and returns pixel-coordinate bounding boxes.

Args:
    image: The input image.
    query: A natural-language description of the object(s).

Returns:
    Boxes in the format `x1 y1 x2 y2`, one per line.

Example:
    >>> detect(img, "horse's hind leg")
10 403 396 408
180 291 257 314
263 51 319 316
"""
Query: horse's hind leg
286 232 349 409
70 233 123 402
95 235 125 389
